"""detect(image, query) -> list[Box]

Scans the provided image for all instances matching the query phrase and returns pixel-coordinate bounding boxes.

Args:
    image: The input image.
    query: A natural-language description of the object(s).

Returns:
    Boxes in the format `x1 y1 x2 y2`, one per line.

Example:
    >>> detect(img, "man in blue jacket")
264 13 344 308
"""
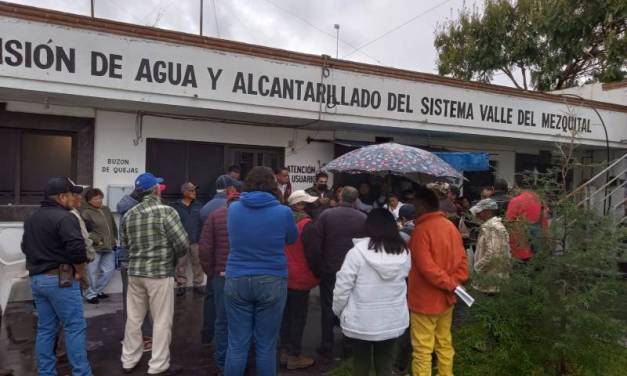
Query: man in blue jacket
171 182 205 297
200 175 241 223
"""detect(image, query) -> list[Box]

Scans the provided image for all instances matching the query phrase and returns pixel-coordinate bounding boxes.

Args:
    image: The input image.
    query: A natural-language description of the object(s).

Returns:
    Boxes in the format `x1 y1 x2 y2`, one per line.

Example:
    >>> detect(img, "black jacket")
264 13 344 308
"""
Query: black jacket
21 200 88 276
311 202 367 275
170 199 203 244
491 191 511 217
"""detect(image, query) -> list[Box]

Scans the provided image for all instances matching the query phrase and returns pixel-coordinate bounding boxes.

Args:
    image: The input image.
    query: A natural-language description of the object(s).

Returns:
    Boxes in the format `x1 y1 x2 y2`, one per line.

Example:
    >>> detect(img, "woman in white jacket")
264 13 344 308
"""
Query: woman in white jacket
333 208 411 376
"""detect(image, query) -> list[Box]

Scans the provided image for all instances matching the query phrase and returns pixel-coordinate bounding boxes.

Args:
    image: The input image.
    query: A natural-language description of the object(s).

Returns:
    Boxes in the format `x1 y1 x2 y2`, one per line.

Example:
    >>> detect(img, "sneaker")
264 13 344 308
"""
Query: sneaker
152 364 183 375
97 293 109 299
286 355 315 370
176 287 186 297
85 297 99 304
279 349 289 366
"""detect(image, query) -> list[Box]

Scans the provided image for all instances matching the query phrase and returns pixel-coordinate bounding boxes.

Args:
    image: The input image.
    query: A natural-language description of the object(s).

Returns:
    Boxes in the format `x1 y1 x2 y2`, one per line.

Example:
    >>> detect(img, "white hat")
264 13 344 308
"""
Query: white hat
288 190 318 206
470 198 498 216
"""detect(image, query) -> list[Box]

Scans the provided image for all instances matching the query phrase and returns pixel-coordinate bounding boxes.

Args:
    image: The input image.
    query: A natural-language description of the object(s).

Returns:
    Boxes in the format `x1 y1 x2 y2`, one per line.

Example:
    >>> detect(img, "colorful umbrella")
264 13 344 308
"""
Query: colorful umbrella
322 142 463 179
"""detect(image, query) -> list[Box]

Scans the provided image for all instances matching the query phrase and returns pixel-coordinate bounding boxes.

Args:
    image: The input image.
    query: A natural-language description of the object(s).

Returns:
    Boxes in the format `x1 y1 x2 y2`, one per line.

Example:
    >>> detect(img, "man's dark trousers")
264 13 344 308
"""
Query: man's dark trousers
319 273 337 355
280 289 310 356
201 277 215 344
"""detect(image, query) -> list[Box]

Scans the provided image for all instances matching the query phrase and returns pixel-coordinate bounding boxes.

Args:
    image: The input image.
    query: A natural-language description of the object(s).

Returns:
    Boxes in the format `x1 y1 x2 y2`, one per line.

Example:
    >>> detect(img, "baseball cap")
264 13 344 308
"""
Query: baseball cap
215 175 241 190
470 198 498 216
398 204 416 221
288 190 318 206
181 182 197 193
135 172 164 191
44 177 83 197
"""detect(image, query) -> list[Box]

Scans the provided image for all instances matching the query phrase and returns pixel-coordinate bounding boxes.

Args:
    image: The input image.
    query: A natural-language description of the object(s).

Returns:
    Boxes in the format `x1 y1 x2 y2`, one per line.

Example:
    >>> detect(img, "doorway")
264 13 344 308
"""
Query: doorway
228 147 283 180
146 139 283 203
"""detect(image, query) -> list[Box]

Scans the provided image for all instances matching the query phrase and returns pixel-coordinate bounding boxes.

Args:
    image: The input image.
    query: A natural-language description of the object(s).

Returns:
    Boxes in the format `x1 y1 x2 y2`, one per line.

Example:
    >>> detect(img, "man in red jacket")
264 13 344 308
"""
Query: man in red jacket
279 190 319 370
505 190 549 261
198 191 240 372
409 187 469 376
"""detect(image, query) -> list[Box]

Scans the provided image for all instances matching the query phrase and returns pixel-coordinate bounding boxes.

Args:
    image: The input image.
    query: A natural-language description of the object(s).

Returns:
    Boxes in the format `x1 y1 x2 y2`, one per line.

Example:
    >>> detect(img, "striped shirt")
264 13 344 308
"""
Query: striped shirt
122 194 189 278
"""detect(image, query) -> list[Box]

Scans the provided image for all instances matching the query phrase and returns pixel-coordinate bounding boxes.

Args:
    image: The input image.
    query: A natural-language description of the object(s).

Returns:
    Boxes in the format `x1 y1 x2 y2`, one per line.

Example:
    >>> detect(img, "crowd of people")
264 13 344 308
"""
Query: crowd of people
20 164 549 376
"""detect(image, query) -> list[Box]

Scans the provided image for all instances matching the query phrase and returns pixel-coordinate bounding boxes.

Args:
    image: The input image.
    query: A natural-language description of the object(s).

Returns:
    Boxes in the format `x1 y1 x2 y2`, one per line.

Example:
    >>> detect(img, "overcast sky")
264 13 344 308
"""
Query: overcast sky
5 0 513 86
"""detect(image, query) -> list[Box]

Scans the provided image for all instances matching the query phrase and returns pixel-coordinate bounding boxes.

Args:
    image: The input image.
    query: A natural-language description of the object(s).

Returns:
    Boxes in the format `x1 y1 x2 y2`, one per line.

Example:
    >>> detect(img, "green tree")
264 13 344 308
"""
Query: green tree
434 0 627 91
459 143 627 375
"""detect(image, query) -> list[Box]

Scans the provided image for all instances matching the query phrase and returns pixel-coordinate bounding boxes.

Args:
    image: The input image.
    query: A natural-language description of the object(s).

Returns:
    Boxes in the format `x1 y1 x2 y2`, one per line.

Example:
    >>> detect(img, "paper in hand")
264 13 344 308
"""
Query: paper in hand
454 286 475 307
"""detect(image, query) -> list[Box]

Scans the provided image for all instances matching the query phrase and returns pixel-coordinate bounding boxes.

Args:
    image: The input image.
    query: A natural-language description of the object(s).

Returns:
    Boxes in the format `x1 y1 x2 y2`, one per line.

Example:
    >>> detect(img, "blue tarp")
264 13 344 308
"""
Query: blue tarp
433 152 491 172
332 139 491 172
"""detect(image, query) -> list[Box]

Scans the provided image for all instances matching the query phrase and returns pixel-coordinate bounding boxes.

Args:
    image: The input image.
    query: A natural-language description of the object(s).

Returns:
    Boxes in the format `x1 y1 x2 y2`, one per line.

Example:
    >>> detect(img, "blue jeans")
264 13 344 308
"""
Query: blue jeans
85 251 115 299
201 277 215 344
31 274 92 376
224 275 287 376
213 276 227 369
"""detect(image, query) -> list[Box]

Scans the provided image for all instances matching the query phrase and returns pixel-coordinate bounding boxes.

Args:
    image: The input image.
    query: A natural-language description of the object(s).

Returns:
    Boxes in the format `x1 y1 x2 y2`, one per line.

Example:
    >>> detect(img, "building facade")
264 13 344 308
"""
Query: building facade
0 2 626 222
1 2 626 309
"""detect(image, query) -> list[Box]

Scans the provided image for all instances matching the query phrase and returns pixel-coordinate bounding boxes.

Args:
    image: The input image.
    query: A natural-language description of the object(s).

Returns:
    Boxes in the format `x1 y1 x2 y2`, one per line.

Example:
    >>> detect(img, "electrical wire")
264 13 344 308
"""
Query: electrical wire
343 0 452 59
138 0 177 27
137 0 164 25
212 0 221 37
261 0 382 64
105 0 146 24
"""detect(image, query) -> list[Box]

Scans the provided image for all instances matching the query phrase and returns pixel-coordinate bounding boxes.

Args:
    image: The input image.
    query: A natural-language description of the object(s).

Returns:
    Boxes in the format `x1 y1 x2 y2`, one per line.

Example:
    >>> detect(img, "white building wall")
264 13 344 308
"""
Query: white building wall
5 100 96 118
552 83 627 106
93 111 335 192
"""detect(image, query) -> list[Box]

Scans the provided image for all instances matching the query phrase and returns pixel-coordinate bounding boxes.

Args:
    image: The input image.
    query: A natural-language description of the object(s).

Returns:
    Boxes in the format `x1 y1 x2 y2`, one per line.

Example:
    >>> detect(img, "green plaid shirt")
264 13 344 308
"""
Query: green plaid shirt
121 195 189 278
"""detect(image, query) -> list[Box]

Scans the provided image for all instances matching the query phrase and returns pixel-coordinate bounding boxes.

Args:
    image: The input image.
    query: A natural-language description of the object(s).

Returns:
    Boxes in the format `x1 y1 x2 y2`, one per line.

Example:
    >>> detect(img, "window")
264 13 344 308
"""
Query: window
0 129 75 205
147 139 283 203
515 152 552 187
464 160 498 201
229 148 282 179
147 139 225 203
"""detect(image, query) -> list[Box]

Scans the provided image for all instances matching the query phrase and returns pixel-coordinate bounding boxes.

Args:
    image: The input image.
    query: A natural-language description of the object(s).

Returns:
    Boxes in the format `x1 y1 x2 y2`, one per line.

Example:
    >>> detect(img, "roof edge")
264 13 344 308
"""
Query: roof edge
0 1 626 114
602 81 627 91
